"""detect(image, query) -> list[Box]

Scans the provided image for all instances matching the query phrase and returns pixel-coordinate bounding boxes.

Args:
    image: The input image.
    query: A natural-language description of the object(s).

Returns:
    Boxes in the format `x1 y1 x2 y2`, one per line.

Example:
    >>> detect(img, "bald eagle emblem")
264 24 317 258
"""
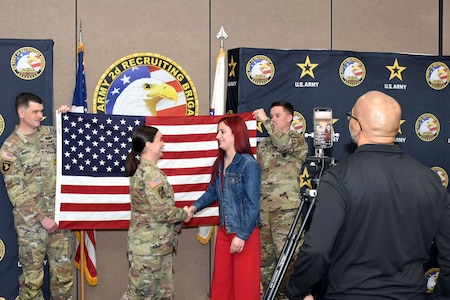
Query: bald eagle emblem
426 62 449 90
246 55 275 85
415 113 440 142
339 57 366 87
11 47 45 80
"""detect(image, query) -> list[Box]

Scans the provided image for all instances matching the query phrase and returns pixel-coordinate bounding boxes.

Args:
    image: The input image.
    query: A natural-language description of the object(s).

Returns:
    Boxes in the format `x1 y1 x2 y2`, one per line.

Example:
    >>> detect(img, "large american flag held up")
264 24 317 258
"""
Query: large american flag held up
55 111 256 230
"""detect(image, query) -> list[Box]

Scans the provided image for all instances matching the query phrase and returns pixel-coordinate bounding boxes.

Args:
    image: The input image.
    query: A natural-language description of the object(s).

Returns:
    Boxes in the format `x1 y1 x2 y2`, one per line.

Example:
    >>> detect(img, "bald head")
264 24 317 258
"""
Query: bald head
351 90 401 145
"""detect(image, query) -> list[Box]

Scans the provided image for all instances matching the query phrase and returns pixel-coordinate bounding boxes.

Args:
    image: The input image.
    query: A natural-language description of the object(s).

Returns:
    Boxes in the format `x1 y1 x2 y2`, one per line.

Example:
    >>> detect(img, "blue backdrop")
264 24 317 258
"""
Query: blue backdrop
226 48 449 294
0 38 54 300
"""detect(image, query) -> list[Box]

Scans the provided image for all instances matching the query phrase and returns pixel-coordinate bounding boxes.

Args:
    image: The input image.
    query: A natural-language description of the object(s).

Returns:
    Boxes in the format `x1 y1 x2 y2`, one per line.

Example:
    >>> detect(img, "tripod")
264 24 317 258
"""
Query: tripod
262 154 334 300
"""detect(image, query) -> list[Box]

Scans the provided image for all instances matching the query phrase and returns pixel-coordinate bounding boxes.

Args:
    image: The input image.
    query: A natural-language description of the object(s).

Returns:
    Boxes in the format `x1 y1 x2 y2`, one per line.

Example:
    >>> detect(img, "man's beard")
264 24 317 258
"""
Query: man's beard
349 127 357 144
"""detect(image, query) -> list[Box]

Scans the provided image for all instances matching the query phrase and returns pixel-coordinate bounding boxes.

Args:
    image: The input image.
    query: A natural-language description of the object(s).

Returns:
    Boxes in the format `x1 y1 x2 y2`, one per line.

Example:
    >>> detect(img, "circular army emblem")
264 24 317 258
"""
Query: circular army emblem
425 267 440 293
246 55 274 85
426 62 449 90
0 115 4 136
415 113 440 142
0 239 5 261
291 111 306 135
339 57 366 87
93 52 199 116
431 166 449 188
10 47 45 80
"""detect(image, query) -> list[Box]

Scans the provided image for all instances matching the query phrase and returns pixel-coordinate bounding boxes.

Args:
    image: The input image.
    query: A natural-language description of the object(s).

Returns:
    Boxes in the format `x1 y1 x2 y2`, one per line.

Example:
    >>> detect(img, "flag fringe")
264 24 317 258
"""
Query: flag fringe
197 225 216 244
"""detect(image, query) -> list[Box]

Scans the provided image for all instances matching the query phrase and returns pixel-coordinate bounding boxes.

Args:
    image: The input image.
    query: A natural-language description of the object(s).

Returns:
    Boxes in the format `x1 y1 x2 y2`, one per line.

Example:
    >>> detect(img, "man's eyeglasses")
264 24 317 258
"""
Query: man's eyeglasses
346 111 363 131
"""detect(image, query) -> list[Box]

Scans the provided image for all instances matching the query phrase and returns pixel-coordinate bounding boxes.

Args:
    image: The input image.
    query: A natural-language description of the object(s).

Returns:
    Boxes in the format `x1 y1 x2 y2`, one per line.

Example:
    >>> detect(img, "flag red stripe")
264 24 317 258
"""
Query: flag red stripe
161 149 218 159
185 216 219 227
144 113 252 126
163 166 211 176
163 133 218 142
63 220 131 230
172 183 210 193
61 185 130 194
84 234 97 278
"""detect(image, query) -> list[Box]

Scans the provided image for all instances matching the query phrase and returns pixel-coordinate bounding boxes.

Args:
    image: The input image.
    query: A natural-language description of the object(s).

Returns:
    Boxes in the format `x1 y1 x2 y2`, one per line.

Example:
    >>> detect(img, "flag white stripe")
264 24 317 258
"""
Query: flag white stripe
60 211 131 221
194 206 219 217
174 191 207 201
60 175 128 186
157 124 217 135
163 141 218 151
158 158 217 169
169 174 212 185
60 172 213 186
59 194 129 204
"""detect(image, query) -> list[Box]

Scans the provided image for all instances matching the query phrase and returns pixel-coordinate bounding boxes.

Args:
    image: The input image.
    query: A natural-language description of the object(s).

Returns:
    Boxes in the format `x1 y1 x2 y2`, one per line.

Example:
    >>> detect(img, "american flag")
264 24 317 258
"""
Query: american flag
55 111 256 230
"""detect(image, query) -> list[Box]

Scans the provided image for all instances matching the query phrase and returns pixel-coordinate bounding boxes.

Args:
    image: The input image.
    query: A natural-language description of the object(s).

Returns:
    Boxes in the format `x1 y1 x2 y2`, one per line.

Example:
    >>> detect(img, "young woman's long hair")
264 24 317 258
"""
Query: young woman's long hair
125 126 159 176
211 115 253 182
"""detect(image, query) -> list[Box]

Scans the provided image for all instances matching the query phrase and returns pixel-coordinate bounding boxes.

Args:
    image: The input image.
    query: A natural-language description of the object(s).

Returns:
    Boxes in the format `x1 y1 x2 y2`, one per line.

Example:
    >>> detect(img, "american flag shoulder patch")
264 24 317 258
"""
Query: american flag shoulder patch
148 176 163 188
1 151 13 161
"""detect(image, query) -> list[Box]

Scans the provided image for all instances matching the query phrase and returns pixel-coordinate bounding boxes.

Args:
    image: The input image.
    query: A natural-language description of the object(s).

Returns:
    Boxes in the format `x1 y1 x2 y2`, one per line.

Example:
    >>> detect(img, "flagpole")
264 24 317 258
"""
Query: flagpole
77 20 86 300
80 230 86 300
209 26 228 290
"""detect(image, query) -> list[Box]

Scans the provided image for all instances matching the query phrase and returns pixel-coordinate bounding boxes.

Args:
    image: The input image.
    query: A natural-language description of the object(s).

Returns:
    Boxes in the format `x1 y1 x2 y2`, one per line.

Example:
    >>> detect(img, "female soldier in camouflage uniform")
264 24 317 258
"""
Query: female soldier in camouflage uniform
121 126 190 300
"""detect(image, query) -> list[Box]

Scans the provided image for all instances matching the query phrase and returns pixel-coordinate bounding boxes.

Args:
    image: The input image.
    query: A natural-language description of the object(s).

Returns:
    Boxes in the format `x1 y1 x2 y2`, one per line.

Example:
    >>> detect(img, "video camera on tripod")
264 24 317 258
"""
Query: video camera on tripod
262 108 336 300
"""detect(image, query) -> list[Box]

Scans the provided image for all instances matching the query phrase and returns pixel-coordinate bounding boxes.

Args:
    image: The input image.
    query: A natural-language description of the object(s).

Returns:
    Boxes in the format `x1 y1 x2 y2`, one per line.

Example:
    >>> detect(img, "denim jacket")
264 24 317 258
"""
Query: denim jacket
193 153 261 241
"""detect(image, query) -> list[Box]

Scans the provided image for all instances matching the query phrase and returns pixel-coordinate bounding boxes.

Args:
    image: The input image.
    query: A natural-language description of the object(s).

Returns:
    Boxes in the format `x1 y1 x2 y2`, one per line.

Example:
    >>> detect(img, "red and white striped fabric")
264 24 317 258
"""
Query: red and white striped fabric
74 230 98 285
55 112 256 230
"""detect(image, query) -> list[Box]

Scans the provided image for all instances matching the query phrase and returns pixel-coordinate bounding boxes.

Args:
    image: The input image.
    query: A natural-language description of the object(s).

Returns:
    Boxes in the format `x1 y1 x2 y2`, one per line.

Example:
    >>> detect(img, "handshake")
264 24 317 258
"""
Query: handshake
182 206 197 223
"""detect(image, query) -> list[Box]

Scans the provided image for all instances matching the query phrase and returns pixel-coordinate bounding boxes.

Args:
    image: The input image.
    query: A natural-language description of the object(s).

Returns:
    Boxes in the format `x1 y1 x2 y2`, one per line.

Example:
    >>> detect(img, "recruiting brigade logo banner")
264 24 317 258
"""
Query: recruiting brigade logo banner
10 47 45 80
93 52 199 116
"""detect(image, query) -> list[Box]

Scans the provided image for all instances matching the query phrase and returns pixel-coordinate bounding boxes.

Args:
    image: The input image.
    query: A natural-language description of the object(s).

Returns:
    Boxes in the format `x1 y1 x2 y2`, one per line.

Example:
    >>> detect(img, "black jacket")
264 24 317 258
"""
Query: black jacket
286 144 450 300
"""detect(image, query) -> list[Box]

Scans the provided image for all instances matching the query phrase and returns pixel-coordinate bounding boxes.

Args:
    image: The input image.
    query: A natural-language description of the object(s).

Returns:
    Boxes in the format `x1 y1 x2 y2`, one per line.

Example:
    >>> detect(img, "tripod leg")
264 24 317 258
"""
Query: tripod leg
263 199 307 300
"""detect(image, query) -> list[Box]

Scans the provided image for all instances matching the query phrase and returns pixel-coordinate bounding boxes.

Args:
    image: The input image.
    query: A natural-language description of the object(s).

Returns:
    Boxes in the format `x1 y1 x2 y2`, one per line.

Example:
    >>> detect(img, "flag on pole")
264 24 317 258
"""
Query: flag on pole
74 230 98 286
72 39 87 113
199 26 228 244
209 29 227 116
71 34 98 286
55 112 256 229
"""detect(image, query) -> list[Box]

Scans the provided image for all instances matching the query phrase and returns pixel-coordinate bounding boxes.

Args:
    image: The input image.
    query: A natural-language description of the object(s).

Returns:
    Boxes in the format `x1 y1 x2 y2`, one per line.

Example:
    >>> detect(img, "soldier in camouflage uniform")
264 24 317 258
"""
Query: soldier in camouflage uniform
253 102 308 299
0 92 74 300
122 126 190 300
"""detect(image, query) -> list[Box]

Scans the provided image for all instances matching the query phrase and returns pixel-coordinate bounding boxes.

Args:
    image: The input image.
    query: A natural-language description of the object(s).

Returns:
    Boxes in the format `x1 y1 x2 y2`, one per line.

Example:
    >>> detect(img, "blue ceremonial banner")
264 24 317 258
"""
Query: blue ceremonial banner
227 48 450 189
0 39 53 300
227 48 450 294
